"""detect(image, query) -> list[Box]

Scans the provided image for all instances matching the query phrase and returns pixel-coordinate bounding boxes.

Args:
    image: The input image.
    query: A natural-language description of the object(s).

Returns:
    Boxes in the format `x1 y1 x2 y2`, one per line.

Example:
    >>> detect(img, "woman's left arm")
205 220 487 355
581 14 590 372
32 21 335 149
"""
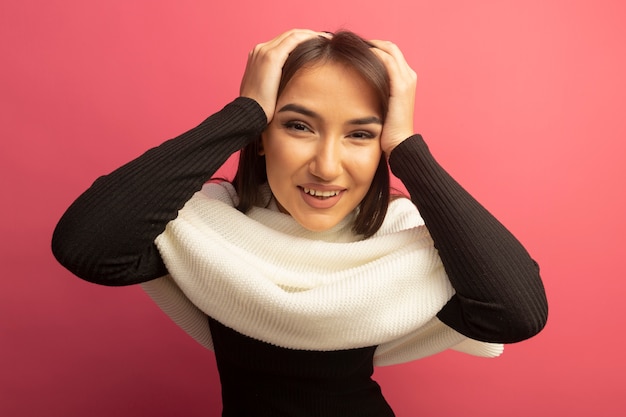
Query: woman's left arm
371 40 548 344
390 135 548 343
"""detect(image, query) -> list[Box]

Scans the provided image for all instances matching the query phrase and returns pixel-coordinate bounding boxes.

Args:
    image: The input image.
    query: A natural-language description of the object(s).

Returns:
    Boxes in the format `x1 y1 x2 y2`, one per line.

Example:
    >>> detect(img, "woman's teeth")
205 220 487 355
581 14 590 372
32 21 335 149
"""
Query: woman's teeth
303 187 340 198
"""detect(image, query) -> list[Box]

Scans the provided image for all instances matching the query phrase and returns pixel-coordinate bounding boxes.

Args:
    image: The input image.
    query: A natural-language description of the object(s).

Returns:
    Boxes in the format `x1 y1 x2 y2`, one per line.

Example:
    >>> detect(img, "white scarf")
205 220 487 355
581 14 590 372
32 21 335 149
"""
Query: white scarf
141 182 503 366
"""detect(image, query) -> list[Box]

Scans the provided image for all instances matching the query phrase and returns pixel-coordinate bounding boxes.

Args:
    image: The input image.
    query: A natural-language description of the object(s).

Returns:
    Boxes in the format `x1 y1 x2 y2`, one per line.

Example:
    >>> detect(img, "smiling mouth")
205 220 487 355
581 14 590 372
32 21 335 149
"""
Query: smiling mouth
302 187 341 199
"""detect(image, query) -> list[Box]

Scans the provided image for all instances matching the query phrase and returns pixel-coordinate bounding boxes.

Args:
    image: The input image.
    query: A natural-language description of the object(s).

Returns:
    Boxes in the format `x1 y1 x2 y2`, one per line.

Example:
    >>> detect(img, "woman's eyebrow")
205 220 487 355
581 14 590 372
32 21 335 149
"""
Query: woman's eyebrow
278 103 382 125
347 116 382 125
277 103 318 118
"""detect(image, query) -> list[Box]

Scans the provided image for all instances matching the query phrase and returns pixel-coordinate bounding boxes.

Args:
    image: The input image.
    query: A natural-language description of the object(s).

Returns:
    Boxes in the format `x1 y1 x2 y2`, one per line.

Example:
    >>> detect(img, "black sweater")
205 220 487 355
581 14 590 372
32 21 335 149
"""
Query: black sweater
52 97 547 416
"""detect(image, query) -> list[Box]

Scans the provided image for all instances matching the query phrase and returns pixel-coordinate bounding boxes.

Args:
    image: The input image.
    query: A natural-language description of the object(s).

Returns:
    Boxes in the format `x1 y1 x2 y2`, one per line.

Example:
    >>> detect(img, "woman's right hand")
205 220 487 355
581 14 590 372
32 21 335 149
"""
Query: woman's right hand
239 29 331 123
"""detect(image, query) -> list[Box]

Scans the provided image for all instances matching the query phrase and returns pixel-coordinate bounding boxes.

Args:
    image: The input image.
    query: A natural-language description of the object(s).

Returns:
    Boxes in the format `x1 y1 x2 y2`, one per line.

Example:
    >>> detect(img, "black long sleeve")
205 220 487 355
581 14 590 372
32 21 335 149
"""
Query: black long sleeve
52 97 267 285
52 99 547 344
389 135 548 343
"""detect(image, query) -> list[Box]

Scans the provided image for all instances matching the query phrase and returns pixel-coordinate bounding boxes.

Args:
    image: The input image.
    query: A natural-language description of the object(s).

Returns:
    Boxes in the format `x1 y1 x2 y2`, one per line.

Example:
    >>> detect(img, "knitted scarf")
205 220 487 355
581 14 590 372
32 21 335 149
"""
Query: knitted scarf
141 182 503 366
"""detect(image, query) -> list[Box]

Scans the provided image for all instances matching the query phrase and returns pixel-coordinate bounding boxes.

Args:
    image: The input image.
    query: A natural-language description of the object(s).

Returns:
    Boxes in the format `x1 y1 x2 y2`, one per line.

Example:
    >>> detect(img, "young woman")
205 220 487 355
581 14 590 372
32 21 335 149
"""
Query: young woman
52 29 548 416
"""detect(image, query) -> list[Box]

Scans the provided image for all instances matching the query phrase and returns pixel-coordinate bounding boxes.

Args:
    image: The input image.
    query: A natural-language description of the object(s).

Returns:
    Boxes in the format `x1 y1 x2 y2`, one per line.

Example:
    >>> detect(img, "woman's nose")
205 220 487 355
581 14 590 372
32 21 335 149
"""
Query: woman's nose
309 138 343 181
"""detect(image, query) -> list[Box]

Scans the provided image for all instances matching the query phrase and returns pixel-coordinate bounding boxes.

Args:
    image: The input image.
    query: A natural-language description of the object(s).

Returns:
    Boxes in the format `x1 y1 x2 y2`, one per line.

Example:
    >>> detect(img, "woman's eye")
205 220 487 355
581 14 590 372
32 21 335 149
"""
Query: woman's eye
349 131 376 140
284 121 311 132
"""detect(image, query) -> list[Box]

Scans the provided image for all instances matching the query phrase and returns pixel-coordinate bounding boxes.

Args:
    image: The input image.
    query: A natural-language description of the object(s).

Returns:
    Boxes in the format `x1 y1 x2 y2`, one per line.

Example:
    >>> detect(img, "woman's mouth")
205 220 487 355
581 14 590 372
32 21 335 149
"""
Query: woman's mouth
299 186 344 209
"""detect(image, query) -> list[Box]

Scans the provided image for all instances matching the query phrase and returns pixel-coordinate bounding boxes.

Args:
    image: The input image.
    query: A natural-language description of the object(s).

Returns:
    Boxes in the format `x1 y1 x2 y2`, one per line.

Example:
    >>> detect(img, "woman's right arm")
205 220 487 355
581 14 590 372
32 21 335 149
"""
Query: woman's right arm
52 29 336 286
51 97 267 286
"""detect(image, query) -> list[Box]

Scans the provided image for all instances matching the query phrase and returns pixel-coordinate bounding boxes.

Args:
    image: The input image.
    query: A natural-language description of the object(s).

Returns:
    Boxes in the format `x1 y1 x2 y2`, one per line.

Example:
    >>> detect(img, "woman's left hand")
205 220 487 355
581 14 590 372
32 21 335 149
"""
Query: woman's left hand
369 40 417 156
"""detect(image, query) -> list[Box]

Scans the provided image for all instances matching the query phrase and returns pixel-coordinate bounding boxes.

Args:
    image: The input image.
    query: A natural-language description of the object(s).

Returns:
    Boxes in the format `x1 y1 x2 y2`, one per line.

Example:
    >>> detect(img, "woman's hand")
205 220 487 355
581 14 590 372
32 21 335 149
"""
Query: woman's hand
240 29 331 123
369 40 417 156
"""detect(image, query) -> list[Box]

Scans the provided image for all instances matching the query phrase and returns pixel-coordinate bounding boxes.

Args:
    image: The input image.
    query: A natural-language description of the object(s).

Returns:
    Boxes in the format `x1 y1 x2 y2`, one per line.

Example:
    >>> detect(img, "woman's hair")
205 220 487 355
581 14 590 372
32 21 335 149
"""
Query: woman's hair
233 30 392 238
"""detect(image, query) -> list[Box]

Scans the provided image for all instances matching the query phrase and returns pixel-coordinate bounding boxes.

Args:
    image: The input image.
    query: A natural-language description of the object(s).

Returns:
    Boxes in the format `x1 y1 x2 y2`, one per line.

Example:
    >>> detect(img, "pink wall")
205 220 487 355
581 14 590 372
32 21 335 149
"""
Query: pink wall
2 1 625 416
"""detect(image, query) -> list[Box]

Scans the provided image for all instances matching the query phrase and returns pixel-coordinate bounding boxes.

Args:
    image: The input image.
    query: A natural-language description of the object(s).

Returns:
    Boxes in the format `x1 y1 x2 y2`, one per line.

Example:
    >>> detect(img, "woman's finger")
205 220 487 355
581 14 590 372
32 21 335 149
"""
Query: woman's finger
369 40 417 92
369 40 417 155
240 29 331 121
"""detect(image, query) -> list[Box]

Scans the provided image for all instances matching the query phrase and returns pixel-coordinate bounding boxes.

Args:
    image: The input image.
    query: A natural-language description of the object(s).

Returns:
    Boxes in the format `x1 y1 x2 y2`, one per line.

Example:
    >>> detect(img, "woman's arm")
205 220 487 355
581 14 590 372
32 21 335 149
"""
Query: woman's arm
51 97 267 286
389 135 548 344
52 30 329 287
371 39 547 344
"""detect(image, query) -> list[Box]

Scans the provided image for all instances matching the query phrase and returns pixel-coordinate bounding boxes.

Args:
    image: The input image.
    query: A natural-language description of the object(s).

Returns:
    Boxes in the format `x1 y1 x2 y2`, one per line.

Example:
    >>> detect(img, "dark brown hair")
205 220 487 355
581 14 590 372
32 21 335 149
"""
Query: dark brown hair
233 30 391 238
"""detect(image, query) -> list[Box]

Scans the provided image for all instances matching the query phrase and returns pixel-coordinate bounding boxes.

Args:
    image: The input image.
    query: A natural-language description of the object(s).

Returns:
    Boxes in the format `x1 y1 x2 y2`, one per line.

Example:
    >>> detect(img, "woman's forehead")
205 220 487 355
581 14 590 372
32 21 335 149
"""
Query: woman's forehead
277 63 382 116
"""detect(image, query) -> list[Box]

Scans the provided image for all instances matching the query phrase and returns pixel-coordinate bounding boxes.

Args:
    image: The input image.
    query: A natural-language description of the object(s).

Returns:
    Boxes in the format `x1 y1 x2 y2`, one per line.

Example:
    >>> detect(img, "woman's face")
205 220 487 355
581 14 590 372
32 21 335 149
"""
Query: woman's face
261 62 383 232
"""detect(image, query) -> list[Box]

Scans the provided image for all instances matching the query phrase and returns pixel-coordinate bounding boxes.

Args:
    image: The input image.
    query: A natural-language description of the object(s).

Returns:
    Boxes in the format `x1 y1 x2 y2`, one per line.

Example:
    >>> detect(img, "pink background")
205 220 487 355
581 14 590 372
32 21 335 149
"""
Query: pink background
2 0 625 416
